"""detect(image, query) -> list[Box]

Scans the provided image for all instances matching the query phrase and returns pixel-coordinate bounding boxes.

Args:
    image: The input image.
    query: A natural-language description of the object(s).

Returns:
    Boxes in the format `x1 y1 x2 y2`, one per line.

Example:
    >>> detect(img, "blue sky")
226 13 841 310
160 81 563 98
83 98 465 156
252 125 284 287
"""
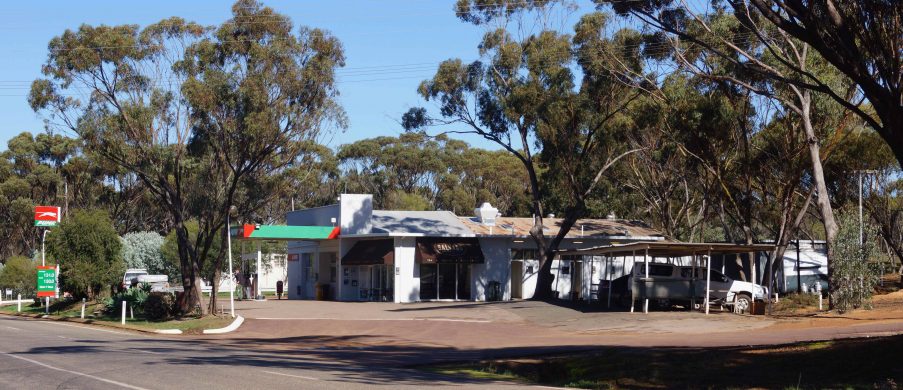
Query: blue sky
0 1 511 150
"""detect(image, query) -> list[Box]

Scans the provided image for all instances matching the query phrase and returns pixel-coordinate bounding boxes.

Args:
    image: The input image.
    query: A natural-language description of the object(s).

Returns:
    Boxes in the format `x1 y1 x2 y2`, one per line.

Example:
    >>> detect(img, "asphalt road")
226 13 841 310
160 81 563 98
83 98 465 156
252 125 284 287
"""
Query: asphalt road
0 315 531 390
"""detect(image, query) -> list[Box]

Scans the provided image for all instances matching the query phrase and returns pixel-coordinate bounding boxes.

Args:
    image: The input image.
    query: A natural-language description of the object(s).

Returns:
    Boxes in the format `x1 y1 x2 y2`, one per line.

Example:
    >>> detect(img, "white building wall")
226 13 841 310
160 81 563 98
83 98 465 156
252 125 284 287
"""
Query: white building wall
473 238 511 301
520 259 540 299
394 237 418 303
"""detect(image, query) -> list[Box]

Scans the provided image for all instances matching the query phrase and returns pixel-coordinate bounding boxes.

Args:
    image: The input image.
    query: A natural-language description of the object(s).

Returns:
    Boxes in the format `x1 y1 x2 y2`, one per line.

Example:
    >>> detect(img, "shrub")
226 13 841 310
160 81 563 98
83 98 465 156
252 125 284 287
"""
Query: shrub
103 284 151 315
831 208 881 313
144 293 175 321
0 255 37 297
48 209 124 299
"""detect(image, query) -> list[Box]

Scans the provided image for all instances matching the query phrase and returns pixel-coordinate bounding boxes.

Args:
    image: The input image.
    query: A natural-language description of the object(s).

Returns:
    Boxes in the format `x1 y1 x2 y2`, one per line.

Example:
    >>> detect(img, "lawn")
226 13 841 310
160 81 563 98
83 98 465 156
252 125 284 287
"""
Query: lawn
425 336 903 389
0 300 233 334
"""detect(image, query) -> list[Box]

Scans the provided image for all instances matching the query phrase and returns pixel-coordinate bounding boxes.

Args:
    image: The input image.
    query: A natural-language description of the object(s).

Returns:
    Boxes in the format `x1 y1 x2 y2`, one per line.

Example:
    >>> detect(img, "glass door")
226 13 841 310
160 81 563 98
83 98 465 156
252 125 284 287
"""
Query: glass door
419 264 437 300
456 263 471 300
438 263 457 299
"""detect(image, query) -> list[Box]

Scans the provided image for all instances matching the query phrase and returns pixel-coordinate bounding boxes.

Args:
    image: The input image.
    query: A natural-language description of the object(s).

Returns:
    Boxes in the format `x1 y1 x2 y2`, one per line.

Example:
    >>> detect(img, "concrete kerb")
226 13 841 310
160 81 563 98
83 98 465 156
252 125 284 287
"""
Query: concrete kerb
203 315 244 334
0 310 232 336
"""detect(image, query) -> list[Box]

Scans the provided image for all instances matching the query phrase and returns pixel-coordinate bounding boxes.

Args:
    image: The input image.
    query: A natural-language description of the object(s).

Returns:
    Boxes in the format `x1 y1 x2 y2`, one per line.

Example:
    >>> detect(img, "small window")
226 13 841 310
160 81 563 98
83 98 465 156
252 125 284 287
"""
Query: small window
526 266 534 274
561 266 570 275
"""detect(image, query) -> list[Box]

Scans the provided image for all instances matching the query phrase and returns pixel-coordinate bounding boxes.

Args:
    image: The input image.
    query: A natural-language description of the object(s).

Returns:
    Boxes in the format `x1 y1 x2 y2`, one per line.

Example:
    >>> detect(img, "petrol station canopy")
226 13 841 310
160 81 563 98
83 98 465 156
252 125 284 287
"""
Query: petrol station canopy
230 224 340 241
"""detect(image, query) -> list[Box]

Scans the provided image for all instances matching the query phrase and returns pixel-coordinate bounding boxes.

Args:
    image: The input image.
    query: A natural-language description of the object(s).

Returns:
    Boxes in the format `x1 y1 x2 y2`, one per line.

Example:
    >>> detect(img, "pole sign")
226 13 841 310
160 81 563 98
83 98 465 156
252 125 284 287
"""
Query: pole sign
34 206 61 227
37 266 57 298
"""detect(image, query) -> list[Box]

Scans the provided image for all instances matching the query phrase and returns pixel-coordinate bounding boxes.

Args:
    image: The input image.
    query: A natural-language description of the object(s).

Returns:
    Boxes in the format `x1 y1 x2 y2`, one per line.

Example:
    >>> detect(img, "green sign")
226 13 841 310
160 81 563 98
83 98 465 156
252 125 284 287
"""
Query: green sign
34 220 57 227
37 266 56 298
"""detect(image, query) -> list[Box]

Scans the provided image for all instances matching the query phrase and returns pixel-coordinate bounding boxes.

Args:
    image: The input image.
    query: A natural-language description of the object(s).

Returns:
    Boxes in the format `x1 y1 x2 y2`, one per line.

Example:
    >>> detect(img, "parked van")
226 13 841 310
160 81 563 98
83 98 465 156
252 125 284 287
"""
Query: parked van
611 263 767 313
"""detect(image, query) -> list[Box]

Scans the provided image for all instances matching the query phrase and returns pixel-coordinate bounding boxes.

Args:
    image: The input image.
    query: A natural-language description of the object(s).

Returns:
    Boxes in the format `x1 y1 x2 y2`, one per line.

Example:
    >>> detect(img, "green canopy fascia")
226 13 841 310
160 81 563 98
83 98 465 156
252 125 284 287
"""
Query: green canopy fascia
231 224 340 241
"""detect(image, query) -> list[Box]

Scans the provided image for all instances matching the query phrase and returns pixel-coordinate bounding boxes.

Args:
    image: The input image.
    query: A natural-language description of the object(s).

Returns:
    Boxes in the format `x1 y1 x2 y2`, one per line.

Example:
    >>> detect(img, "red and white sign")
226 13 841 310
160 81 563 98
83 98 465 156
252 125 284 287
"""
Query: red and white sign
34 206 61 227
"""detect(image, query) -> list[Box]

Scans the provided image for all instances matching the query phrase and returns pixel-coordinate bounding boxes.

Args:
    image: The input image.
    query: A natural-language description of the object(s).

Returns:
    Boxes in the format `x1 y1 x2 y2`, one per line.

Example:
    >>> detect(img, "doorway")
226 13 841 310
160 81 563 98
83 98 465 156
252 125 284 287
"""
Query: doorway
420 263 471 300
511 261 523 299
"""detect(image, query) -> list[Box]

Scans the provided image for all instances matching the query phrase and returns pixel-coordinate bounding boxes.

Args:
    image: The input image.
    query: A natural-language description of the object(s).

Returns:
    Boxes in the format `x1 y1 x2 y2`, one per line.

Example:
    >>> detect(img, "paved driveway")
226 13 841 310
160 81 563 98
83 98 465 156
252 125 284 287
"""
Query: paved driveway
211 298 903 368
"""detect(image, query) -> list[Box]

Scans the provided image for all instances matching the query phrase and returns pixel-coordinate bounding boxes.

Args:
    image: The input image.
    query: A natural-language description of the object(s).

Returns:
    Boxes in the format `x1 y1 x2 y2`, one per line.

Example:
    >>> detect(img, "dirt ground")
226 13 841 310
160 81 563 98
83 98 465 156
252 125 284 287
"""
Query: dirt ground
199 288 903 369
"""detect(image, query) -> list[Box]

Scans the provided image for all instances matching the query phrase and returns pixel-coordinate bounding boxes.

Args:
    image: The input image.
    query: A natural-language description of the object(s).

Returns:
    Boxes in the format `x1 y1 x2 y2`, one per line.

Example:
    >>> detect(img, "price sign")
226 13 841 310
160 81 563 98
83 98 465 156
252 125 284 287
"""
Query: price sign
37 266 56 298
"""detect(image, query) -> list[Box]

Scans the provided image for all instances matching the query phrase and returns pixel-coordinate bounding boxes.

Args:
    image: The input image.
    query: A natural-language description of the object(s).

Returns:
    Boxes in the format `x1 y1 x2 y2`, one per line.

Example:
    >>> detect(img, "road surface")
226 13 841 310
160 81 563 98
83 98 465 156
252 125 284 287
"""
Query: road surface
0 315 530 390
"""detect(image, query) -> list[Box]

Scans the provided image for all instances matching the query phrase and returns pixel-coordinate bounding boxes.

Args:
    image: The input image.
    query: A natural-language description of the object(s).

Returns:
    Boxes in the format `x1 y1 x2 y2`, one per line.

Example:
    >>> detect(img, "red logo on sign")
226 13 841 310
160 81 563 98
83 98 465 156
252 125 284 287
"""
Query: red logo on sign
34 206 61 222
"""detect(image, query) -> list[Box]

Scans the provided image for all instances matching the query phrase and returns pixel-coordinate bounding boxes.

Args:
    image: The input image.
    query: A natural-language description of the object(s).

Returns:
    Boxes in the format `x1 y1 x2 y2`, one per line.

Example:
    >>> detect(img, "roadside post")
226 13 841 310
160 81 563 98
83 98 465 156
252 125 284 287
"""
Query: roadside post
80 298 86 319
17 294 21 312
121 301 126 324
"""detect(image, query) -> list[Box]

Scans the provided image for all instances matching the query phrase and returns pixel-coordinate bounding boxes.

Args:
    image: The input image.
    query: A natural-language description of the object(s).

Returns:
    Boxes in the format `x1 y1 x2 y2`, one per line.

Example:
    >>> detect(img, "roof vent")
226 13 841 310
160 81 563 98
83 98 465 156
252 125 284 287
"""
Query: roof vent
474 202 499 226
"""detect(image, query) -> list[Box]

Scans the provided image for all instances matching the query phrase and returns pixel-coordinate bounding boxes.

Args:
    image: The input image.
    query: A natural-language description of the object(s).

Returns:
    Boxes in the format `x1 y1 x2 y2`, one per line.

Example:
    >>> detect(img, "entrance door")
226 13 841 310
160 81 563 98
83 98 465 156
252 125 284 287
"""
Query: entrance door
572 261 582 300
438 263 457 299
456 263 471 300
419 264 437 300
511 261 523 299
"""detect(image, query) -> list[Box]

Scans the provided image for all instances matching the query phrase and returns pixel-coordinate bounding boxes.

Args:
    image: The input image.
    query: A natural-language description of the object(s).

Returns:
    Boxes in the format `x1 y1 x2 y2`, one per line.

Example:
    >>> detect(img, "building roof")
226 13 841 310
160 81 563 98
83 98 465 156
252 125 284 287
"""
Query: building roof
457 216 665 239
370 210 474 237
558 241 775 257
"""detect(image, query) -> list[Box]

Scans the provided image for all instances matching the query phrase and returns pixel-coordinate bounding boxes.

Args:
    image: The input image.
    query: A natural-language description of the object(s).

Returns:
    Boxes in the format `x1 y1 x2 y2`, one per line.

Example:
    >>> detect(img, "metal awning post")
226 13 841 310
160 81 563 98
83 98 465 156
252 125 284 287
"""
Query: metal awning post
255 241 263 300
705 249 712 315
606 255 613 308
690 252 696 312
643 248 650 314
630 250 636 313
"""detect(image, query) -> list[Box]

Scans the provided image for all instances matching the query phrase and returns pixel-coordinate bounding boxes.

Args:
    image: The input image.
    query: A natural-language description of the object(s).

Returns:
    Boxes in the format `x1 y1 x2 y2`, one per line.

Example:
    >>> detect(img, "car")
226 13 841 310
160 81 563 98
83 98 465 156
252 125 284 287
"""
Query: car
610 263 768 313
122 269 170 292
122 269 149 289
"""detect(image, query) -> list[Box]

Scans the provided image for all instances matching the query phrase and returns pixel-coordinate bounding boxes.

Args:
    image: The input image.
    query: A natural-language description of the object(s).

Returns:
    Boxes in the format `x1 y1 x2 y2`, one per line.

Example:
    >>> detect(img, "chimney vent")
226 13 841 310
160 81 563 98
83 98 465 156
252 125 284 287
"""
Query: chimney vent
474 202 499 226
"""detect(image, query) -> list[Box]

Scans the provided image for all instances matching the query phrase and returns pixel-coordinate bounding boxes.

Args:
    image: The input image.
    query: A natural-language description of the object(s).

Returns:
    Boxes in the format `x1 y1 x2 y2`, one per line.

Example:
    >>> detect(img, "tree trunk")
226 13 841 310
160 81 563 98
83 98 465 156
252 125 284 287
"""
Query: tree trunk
799 91 838 307
174 222 206 316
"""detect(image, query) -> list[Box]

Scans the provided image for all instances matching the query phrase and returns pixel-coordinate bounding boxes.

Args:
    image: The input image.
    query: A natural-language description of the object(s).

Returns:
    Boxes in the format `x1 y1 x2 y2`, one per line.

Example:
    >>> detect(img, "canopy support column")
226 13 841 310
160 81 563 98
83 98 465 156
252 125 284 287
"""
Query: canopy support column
705 249 712 315
256 241 263 300
643 248 649 314
630 250 636 313
606 255 613 308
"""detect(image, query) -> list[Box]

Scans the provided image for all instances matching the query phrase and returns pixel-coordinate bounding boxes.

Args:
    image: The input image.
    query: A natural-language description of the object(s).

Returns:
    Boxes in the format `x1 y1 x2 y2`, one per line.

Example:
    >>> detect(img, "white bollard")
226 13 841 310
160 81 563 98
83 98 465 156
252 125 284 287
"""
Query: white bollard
643 298 649 314
17 294 21 312
80 298 86 319
816 283 823 311
121 301 126 325
130 305 134 320
45 297 50 314
774 293 779 303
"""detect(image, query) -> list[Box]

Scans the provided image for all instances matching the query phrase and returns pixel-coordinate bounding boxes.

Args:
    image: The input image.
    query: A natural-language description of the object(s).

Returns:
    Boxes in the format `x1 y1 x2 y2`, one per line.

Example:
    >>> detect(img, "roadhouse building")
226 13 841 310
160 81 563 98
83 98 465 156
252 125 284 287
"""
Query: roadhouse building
285 194 665 303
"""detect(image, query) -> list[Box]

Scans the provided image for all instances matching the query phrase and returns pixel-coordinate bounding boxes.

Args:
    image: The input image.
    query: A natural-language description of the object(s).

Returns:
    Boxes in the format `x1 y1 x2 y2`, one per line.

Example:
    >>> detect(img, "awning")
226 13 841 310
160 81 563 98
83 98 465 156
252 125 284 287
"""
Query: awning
341 239 394 265
232 224 340 241
415 237 485 264
557 241 775 257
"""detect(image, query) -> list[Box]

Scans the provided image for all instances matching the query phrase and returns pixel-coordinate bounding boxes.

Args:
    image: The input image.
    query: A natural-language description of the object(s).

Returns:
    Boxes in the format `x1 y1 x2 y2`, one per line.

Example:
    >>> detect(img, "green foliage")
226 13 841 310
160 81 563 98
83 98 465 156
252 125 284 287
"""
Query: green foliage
0 255 37 297
143 293 175 321
120 231 168 274
47 209 124 299
831 208 881 313
103 284 151 315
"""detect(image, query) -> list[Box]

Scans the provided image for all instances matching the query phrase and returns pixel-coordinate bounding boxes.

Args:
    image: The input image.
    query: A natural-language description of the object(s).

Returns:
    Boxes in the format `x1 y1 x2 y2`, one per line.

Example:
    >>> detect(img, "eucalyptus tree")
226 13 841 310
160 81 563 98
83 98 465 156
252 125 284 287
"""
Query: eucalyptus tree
29 0 345 314
405 1 644 299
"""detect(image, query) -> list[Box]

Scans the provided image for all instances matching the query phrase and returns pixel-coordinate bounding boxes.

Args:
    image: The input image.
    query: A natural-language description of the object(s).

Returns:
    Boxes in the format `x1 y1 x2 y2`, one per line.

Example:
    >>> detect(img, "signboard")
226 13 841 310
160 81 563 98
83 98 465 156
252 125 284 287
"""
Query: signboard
37 266 56 298
34 206 61 227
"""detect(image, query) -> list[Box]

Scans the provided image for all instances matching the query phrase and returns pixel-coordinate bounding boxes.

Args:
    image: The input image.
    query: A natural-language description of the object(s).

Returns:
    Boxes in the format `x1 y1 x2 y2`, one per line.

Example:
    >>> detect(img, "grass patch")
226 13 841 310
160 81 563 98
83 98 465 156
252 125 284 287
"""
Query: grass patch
425 337 903 389
1 299 233 334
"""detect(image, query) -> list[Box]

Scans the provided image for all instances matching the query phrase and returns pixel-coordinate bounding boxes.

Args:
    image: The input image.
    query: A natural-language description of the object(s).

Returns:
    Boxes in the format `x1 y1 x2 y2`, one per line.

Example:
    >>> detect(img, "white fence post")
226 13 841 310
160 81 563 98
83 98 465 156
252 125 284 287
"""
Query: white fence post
121 301 126 325
130 305 134 320
45 297 49 314
17 294 21 312
80 298 86 319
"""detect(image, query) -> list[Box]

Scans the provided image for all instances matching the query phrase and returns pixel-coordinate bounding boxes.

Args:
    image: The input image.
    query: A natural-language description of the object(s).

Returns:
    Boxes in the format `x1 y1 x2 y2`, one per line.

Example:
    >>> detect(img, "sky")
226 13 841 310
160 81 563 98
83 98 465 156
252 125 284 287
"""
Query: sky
0 0 539 151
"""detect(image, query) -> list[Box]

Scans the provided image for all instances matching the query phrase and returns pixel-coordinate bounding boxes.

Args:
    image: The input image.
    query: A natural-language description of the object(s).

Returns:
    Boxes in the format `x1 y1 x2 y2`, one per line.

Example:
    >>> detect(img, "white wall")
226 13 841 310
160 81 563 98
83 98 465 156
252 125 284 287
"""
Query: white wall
340 194 373 235
393 237 418 303
473 238 512 301
286 204 339 226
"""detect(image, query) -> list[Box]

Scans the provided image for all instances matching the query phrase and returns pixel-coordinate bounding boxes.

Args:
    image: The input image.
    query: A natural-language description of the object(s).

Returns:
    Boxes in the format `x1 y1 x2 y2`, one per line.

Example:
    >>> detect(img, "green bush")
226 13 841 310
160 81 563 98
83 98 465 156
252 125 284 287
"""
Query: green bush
143 293 175 321
831 208 881 313
0 255 37 297
103 284 151 315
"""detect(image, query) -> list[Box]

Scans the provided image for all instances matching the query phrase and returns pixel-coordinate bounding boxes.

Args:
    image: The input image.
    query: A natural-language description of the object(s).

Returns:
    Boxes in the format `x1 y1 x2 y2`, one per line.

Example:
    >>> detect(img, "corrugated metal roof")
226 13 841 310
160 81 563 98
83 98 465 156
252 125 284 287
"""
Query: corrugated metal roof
458 216 664 238
371 210 474 236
